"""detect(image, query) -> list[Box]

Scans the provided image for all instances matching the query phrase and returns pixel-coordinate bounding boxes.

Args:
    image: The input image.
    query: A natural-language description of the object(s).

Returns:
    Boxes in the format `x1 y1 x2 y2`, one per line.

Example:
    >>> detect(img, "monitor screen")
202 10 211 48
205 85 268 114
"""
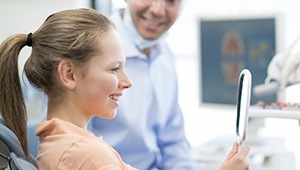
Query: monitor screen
199 15 281 105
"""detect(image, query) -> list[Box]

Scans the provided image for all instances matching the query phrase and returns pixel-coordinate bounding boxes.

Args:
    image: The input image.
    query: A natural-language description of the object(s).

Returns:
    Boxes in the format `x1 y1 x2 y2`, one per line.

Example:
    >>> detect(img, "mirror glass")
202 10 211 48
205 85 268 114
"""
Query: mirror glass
236 69 252 145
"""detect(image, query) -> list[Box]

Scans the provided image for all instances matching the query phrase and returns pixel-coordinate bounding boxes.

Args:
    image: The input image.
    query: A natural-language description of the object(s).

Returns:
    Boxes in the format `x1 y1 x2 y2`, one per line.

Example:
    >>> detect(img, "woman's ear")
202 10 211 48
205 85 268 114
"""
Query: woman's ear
57 60 76 90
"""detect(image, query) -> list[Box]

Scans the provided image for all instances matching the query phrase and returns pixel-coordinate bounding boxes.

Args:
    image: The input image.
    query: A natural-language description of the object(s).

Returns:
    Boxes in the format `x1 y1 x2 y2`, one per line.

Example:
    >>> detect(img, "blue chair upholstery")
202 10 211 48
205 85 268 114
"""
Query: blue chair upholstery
0 119 38 169
27 120 39 157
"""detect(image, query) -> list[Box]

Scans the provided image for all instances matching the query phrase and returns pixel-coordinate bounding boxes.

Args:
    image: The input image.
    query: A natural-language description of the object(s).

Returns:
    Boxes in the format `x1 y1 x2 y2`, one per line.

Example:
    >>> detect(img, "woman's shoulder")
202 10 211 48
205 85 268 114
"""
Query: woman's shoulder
57 136 126 169
72 136 114 156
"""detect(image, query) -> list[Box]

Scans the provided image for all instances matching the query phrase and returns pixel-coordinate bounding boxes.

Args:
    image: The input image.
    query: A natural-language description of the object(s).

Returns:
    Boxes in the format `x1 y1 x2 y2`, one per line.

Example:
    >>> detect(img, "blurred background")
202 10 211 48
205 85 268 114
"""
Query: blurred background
1 0 300 169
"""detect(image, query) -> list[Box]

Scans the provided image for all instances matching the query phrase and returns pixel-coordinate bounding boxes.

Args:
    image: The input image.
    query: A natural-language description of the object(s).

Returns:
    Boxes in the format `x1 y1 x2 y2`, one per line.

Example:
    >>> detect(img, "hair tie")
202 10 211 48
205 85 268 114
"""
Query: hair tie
26 33 32 47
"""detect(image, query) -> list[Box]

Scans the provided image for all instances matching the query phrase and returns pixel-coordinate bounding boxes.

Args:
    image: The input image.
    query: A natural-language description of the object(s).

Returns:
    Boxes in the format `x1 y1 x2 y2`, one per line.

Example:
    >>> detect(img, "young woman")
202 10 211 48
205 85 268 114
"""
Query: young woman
0 8 135 169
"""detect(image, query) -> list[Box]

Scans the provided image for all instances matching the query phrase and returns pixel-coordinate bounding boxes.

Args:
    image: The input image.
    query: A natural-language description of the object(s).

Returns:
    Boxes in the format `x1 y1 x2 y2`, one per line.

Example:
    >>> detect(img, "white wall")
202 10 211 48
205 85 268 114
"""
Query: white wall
0 0 89 42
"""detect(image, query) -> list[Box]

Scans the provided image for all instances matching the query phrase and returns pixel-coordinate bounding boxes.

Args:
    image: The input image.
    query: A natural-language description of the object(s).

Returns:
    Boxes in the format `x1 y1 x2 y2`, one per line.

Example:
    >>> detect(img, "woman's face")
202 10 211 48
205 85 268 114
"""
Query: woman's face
75 29 132 119
125 0 182 40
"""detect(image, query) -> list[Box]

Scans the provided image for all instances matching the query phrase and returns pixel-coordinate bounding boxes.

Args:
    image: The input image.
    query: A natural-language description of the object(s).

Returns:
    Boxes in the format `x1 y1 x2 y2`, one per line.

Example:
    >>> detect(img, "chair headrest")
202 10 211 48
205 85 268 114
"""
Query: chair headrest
0 119 37 168
0 119 27 159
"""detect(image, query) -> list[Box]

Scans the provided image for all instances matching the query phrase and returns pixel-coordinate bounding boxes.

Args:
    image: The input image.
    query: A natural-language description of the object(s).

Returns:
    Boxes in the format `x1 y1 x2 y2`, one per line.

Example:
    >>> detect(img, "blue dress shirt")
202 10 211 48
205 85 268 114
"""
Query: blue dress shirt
88 9 198 170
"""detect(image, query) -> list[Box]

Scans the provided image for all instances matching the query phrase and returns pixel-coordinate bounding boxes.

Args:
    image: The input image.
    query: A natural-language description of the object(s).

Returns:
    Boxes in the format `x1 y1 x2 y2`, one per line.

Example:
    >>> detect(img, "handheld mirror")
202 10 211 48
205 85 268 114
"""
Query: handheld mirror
236 69 252 146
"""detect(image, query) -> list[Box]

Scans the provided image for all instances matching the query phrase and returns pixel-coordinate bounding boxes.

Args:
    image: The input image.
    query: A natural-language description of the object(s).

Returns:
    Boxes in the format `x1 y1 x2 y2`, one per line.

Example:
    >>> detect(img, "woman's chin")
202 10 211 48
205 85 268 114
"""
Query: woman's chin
97 111 117 120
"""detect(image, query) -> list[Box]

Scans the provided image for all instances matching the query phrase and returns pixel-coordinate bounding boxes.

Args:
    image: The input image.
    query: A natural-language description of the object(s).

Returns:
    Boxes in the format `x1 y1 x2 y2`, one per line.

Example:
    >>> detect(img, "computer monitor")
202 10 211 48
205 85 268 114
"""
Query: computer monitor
198 14 282 105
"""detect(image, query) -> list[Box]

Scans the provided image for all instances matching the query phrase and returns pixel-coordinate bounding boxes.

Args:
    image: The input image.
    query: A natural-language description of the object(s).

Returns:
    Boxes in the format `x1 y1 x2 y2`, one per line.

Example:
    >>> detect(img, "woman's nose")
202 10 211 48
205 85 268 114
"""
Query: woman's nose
120 73 133 89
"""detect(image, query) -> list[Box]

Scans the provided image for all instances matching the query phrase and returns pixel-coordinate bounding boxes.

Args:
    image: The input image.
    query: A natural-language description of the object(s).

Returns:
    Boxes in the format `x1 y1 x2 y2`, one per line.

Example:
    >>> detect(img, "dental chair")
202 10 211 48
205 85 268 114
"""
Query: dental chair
0 119 37 170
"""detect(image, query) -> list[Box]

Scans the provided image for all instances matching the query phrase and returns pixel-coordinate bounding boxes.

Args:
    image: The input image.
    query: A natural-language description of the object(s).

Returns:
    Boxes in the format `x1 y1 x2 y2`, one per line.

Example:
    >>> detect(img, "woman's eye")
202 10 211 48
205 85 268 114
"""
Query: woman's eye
111 67 120 72
166 0 176 3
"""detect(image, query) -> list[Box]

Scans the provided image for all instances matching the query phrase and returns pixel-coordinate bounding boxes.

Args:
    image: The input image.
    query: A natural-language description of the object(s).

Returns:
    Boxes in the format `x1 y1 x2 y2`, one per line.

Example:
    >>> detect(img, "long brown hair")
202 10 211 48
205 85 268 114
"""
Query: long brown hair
0 8 115 156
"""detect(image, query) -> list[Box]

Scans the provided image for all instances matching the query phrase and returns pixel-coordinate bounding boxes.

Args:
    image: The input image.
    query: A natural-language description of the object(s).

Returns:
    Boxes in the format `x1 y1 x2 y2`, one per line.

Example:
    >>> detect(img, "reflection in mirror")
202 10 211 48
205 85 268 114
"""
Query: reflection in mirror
236 69 252 146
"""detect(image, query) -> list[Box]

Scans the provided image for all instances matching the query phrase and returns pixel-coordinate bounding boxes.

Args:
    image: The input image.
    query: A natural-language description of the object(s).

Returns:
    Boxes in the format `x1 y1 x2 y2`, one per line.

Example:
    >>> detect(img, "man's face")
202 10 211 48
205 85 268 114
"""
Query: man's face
125 0 182 40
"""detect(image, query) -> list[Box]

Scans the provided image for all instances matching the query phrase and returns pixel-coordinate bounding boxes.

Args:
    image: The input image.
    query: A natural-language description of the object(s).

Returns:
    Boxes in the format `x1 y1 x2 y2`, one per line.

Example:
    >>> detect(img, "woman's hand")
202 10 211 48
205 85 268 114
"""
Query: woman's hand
220 142 250 170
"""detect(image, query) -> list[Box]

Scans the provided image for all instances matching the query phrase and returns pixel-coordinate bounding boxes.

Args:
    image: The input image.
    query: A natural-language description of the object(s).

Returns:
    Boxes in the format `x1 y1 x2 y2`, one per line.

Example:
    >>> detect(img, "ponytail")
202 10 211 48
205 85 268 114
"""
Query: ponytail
0 34 30 156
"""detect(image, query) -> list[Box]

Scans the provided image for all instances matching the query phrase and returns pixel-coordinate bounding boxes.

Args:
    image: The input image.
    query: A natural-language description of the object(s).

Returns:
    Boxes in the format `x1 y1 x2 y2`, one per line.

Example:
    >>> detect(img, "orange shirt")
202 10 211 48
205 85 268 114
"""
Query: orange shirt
36 118 137 170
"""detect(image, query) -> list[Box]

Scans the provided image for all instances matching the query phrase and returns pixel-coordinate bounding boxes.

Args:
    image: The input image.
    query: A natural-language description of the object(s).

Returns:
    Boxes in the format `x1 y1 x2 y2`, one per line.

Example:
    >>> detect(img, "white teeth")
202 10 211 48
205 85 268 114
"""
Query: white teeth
110 95 119 101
